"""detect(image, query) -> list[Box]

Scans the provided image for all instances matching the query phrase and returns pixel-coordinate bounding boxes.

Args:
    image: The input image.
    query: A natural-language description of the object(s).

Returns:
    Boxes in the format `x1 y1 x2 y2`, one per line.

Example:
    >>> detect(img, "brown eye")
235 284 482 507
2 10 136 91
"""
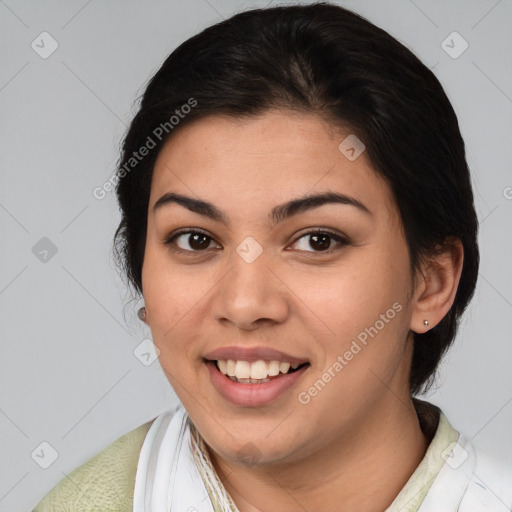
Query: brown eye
164 229 220 253
290 230 349 253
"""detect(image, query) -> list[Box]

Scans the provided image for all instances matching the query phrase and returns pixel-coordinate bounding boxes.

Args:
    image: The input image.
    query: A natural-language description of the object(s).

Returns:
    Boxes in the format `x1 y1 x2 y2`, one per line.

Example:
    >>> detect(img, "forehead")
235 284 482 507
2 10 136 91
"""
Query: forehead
149 110 397 223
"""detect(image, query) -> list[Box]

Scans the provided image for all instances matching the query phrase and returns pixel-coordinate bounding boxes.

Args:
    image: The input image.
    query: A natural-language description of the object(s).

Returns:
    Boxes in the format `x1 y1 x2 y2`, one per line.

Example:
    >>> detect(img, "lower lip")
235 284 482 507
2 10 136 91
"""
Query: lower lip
205 361 309 407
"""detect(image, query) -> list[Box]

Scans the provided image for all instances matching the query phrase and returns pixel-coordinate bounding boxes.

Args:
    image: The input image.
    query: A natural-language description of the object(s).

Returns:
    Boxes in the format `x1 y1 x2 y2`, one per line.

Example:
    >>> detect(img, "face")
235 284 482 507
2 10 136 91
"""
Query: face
142 110 417 467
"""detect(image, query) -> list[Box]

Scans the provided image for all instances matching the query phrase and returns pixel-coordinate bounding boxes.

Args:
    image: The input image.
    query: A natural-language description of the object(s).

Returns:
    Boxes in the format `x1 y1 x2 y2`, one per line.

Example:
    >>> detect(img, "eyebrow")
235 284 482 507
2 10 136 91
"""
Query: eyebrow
153 190 372 227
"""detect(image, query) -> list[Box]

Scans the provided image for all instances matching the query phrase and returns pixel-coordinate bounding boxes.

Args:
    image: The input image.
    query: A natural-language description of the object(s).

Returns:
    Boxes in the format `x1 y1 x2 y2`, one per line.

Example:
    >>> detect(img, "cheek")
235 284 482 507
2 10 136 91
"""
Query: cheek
308 244 411 382
317 250 408 335
142 232 211 310
141 247 207 358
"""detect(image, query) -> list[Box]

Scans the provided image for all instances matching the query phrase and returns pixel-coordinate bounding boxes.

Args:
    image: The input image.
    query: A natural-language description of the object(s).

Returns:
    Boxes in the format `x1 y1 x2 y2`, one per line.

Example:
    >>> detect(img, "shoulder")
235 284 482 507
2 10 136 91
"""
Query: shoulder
32 418 155 512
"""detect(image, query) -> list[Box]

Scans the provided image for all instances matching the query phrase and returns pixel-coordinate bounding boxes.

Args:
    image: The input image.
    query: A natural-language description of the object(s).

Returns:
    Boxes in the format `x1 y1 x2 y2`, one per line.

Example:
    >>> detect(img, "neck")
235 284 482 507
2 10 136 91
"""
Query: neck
209 395 431 512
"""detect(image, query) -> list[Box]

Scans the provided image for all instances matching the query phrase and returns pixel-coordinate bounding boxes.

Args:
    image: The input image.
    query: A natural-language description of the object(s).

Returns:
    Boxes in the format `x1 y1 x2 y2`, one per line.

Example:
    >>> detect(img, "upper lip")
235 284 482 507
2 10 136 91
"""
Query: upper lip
203 346 309 365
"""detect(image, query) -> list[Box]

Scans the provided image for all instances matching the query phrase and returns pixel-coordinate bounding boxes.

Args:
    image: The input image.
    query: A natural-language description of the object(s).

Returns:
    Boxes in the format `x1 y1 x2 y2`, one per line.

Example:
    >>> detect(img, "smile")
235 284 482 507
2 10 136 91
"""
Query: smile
205 358 310 406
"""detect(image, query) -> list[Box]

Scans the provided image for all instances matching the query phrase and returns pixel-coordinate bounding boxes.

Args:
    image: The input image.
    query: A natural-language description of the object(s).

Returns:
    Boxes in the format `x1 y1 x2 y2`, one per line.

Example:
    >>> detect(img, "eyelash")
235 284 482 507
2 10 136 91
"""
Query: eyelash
163 227 350 256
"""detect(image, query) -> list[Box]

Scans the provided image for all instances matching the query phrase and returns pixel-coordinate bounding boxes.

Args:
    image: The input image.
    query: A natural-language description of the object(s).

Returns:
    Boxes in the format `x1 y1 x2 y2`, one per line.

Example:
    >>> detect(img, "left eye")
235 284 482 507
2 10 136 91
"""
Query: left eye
290 230 349 253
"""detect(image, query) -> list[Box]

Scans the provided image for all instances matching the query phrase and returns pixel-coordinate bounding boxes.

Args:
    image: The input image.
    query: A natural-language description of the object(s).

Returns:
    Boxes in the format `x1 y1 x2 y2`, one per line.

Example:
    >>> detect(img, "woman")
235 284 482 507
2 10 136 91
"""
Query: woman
33 2 512 511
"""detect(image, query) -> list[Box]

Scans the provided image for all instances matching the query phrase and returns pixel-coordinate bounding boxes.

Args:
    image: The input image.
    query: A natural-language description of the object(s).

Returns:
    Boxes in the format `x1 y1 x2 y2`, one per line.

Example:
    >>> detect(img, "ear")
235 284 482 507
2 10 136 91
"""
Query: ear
410 237 464 334
138 306 149 325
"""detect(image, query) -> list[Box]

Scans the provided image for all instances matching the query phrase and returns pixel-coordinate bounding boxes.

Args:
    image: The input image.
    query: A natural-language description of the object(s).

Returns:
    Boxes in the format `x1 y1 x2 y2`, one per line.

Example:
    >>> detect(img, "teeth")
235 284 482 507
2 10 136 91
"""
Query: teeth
268 360 280 376
235 360 251 379
217 360 228 375
250 360 268 379
227 360 236 377
234 377 272 384
279 362 290 374
215 359 303 381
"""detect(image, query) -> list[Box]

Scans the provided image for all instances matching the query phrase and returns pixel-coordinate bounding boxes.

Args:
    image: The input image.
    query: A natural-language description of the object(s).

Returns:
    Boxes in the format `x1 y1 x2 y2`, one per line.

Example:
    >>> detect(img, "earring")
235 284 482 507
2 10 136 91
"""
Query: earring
423 320 429 326
137 307 146 322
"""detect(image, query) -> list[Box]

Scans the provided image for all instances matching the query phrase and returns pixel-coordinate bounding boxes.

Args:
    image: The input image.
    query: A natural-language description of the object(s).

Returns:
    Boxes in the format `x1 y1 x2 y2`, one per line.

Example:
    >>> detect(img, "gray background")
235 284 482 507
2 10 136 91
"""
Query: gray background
1 0 511 510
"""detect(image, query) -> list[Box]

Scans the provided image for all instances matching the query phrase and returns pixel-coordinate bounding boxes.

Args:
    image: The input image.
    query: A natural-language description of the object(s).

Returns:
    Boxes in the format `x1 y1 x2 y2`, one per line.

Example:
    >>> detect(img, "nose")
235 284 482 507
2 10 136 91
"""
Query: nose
211 245 289 332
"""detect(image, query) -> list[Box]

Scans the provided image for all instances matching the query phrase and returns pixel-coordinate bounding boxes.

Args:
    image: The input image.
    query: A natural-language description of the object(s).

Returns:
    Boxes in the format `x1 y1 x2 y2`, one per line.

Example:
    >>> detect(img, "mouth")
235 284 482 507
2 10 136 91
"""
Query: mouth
204 357 310 406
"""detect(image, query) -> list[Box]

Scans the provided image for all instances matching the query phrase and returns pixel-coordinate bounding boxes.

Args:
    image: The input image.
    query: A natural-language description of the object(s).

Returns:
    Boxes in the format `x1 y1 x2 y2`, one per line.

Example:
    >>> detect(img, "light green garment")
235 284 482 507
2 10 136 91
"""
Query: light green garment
32 401 458 512
32 420 153 511
384 405 460 511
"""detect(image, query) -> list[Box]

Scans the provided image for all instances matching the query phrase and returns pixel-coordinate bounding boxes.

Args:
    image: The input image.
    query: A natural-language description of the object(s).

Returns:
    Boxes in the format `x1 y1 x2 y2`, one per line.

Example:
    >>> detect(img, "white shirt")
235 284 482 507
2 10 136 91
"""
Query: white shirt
133 401 512 512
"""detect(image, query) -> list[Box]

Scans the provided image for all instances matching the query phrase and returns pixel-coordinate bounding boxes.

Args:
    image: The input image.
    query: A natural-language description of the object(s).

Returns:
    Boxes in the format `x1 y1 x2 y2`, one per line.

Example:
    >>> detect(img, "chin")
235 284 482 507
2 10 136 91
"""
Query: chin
204 427 304 468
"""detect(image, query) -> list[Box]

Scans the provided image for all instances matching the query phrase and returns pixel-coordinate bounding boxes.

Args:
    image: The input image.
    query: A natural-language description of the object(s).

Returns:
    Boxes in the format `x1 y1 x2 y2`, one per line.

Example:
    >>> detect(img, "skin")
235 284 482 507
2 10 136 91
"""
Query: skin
141 110 464 512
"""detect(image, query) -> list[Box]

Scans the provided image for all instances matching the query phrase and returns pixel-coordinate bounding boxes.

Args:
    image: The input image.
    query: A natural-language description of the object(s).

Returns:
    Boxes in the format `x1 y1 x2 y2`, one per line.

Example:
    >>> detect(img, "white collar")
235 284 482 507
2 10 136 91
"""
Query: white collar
134 404 512 512
133 406 214 512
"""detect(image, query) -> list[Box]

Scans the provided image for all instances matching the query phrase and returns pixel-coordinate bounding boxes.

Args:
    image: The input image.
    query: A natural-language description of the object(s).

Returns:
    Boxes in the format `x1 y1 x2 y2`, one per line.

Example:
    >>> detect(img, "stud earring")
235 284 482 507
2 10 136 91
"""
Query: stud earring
137 307 146 322
423 320 429 326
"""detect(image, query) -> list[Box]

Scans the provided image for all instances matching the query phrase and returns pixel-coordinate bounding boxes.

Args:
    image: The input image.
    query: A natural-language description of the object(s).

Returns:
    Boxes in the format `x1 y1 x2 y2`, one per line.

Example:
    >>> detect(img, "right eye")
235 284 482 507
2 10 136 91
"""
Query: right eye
163 229 221 254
